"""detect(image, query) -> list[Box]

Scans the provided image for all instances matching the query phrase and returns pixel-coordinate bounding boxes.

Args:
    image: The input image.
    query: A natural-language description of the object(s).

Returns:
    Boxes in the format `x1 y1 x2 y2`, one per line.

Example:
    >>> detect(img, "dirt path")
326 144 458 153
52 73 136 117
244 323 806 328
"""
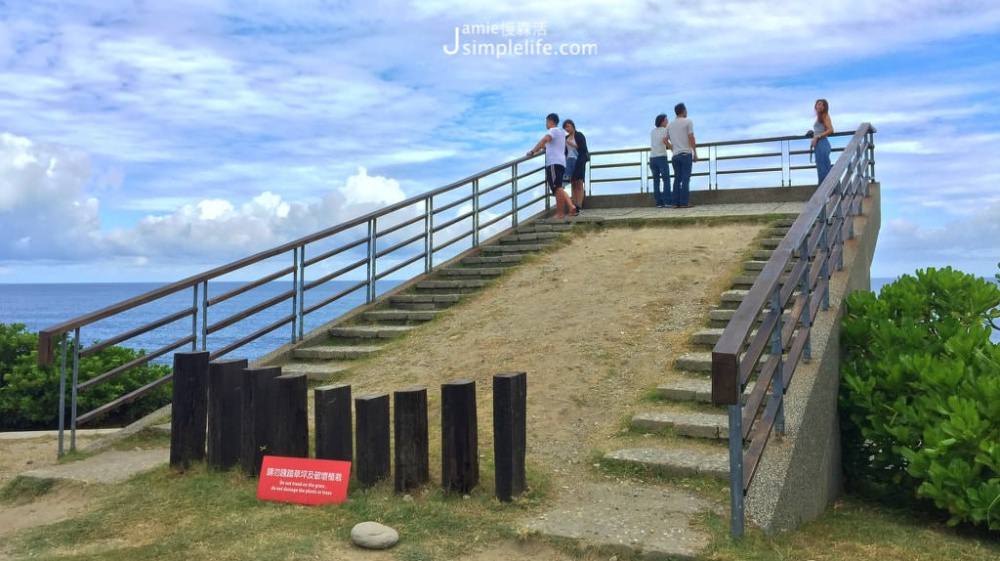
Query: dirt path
341 222 759 479
0 436 103 487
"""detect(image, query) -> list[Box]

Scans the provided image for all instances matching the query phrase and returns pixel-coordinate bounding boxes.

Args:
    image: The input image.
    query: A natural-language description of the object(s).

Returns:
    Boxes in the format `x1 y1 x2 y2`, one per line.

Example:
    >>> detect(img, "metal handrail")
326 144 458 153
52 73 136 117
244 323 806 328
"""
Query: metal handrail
710 123 876 537
37 127 854 456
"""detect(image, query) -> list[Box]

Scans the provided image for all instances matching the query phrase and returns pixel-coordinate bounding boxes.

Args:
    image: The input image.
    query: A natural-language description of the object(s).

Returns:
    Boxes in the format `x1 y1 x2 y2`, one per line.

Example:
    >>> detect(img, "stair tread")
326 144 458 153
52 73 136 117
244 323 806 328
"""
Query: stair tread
657 377 756 404
330 325 416 337
604 447 728 479
280 362 352 380
631 410 727 440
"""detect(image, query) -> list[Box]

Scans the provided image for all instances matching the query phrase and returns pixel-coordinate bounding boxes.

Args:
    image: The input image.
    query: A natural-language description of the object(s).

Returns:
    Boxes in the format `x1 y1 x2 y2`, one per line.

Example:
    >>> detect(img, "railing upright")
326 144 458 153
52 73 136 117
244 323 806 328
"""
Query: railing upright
366 218 377 303
70 327 80 451
57 334 67 456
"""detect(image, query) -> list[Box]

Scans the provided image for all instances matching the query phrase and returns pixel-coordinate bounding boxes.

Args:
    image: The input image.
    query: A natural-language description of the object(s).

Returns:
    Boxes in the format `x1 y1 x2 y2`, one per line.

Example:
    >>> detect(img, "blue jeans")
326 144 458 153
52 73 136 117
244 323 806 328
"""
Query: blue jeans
814 137 832 185
649 156 671 206
564 157 577 182
671 153 693 206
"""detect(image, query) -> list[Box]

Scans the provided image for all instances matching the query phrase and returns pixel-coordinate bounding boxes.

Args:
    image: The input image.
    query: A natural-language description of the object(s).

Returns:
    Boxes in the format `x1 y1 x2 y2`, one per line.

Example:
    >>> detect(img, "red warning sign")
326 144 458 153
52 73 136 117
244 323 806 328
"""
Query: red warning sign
256 456 351 505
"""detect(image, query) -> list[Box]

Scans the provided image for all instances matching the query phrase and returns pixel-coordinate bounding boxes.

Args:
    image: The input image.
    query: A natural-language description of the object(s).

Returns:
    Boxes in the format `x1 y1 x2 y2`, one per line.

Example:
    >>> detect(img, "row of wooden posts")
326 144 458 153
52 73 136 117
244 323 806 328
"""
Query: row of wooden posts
168 352 528 501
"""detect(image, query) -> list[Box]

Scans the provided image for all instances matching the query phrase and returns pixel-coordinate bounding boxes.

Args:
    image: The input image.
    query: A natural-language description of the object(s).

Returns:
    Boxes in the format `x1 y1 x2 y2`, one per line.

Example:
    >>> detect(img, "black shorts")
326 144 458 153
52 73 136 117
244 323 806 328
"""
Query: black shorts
545 164 565 193
571 160 586 182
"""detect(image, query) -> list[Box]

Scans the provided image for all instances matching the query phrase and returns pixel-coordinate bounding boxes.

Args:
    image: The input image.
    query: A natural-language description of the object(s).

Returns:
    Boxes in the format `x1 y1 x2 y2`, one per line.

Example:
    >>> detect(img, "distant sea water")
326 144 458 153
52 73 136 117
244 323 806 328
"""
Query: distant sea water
0 281 396 362
0 277 994 360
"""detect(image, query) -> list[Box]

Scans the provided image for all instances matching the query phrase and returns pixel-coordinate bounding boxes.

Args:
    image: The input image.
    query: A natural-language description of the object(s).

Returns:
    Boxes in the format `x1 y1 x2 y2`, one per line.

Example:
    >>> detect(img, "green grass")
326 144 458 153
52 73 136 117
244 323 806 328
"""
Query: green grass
701 496 1000 561
0 476 56 505
4 462 551 561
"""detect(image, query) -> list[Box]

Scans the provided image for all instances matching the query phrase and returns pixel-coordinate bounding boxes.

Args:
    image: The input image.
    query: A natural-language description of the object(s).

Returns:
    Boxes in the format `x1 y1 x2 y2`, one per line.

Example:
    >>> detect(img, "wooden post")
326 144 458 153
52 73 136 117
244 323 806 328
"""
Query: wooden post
315 384 353 462
493 372 527 501
270 374 309 458
355 393 390 487
240 366 282 476
441 379 478 493
206 358 247 470
394 386 429 492
170 351 210 470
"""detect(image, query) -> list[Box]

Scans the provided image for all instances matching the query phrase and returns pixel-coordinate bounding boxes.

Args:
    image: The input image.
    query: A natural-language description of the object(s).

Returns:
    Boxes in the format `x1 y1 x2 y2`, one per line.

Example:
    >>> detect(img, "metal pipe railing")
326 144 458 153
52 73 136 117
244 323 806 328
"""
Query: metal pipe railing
37 127 856 456
710 123 876 537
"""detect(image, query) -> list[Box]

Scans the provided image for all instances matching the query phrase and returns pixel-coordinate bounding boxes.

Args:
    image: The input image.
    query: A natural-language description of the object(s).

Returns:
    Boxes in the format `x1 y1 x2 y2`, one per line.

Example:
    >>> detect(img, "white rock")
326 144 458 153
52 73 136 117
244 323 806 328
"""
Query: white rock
350 521 399 550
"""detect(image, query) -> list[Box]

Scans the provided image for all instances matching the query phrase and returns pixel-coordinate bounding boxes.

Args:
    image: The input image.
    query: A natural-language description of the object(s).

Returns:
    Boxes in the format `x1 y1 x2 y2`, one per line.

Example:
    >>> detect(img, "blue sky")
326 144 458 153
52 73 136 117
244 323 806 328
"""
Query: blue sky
1 0 999 282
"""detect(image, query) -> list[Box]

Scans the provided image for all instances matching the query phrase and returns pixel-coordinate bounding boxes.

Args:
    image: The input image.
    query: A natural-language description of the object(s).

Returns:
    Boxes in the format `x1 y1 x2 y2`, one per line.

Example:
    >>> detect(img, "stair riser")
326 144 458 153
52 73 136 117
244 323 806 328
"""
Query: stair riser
384 302 455 311
328 329 409 340
630 418 726 440
414 286 481 294
293 349 376 360
481 245 545 254
441 269 504 277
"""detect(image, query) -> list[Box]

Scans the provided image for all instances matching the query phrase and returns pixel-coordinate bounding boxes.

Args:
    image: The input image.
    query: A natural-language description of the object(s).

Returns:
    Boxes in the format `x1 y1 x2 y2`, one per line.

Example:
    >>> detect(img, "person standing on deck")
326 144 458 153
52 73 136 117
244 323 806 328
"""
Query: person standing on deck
667 103 697 208
563 119 589 212
650 113 672 208
527 113 577 219
811 99 834 185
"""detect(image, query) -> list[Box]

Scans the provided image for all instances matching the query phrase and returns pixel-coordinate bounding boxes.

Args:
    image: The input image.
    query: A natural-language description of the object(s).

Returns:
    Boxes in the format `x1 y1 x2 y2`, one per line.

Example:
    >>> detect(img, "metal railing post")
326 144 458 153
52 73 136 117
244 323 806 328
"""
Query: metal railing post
191 284 198 350
57 333 67 457
727 404 745 538
820 205 831 311
70 327 80 451
639 150 646 193
200 280 208 351
297 246 305 341
711 145 719 189
770 287 785 435
472 179 480 246
424 197 433 273
366 218 377 303
291 247 298 343
586 159 592 197
799 238 813 362
867 131 876 182
511 163 519 228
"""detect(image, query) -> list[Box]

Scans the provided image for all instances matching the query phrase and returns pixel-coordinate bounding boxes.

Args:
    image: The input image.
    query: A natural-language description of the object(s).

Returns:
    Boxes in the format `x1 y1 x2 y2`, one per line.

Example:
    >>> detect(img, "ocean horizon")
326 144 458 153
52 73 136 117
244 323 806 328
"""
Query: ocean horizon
1 277 996 361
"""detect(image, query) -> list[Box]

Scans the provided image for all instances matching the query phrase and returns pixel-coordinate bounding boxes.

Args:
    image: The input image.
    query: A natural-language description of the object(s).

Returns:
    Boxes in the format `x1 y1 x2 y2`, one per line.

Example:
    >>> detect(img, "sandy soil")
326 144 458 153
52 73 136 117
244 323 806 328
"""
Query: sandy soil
0 435 101 487
342 223 759 477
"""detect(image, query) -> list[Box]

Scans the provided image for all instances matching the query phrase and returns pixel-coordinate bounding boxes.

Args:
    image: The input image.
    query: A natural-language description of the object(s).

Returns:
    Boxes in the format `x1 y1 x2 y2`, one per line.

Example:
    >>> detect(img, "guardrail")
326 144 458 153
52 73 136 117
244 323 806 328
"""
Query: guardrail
37 127 851 456
710 123 876 537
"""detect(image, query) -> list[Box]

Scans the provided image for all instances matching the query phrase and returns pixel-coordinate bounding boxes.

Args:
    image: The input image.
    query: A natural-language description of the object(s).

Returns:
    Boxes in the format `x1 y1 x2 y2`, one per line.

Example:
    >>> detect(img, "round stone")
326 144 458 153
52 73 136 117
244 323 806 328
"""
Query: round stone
350 521 399 550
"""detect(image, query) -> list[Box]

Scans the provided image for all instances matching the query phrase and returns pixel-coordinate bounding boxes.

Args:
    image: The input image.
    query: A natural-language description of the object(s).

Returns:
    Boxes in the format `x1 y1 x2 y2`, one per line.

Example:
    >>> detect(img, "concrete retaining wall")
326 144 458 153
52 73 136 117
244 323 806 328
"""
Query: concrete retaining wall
585 185 816 209
746 183 881 533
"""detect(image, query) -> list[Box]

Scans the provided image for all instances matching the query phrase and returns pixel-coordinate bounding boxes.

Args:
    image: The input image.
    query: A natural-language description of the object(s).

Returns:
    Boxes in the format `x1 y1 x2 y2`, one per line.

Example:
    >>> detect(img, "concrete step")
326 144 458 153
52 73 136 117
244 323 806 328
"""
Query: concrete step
363 309 442 322
708 308 791 328
461 255 524 266
765 227 790 237
293 345 381 360
773 218 795 227
751 249 774 260
500 232 559 244
280 361 352 381
759 237 784 249
604 447 728 479
631 410 728 440
719 289 749 309
517 223 572 233
329 325 416 339
480 243 546 254
415 279 488 294
675 351 771 374
743 259 798 273
388 294 462 310
657 377 756 404
539 216 605 224
440 267 505 277
691 328 726 346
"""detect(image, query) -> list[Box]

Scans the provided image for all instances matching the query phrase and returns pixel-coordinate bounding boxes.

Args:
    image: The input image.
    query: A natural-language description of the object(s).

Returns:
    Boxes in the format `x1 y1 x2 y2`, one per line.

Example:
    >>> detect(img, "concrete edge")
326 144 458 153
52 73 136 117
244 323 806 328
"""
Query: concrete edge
585 185 816 209
745 182 881 532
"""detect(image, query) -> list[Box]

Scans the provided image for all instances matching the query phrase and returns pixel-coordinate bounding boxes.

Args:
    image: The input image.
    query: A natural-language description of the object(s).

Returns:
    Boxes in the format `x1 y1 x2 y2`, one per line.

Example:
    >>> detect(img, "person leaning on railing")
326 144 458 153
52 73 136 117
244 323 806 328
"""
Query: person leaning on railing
811 98 834 184
527 112 578 219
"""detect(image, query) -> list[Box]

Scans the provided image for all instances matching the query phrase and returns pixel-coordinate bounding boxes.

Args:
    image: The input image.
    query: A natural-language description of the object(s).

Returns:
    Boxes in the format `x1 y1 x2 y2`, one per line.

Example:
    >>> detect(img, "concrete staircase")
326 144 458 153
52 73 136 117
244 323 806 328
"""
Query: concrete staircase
603 217 798 480
281 219 599 380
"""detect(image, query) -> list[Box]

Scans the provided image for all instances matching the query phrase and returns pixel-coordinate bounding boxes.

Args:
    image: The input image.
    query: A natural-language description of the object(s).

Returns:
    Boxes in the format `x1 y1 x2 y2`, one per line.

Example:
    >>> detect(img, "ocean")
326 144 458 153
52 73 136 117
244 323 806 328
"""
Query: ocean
0 277 995 362
0 281 397 362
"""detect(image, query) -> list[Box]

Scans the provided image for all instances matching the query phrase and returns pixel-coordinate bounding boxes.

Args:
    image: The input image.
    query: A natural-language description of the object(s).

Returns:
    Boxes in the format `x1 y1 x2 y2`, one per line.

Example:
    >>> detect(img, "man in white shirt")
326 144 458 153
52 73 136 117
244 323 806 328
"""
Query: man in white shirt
650 113 672 207
666 103 698 208
527 113 577 218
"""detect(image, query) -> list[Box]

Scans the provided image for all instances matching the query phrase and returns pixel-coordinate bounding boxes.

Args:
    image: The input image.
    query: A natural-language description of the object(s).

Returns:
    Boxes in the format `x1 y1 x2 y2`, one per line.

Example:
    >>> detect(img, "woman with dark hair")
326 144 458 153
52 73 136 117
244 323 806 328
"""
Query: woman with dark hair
812 99 834 184
650 113 671 207
563 119 589 211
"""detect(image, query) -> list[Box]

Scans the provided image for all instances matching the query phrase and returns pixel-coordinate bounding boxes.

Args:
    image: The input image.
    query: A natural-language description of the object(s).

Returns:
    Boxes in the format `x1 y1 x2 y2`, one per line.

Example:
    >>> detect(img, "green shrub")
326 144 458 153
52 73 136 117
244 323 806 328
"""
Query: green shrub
0 323 171 430
840 266 1000 530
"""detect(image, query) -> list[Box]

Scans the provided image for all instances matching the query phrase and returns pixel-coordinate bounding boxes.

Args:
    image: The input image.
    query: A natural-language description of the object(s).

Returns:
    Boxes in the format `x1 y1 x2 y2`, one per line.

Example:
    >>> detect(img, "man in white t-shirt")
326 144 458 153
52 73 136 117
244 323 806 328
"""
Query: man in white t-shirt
666 103 698 208
527 113 577 219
